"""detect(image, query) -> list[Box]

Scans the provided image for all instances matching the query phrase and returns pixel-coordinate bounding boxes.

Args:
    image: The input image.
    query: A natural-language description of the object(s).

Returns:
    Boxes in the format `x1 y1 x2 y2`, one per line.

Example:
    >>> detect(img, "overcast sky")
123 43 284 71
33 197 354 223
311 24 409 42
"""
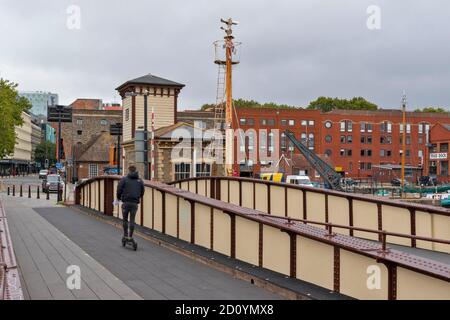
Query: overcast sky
1 0 449 110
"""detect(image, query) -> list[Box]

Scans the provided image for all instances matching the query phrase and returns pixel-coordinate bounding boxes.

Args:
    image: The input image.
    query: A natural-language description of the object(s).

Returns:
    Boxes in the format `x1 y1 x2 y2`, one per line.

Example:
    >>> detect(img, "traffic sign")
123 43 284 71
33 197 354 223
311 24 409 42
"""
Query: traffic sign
56 162 63 169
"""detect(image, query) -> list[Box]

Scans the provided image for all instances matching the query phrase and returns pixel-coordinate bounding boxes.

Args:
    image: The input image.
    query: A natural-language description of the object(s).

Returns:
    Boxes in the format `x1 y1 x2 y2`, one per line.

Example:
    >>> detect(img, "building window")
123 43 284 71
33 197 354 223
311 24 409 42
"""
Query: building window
406 150 411 157
246 118 255 126
325 135 332 143
347 135 353 144
406 124 411 134
340 136 346 143
441 161 449 176
301 120 307 126
76 119 83 125
340 120 352 132
260 119 267 126
406 136 411 145
196 163 211 177
281 119 287 126
89 164 98 178
325 149 332 157
288 119 295 126
100 119 108 126
77 130 83 135
309 120 315 126
267 119 275 126
239 118 246 125
441 143 449 152
308 133 315 149
325 121 332 129
380 121 392 133
175 163 191 181
125 109 130 121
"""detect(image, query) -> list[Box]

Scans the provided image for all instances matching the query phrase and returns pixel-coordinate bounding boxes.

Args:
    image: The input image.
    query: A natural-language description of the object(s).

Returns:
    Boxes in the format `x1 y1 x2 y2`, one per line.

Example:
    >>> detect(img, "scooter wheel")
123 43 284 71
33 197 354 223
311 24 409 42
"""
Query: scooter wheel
133 242 137 251
122 239 126 247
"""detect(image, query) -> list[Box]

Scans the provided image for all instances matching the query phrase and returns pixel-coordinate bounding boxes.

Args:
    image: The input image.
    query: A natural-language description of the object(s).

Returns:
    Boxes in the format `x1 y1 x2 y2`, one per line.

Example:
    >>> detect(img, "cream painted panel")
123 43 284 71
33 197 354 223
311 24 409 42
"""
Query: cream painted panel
254 184 268 212
153 190 163 232
306 192 326 228
165 194 178 237
235 217 259 266
327 196 350 236
197 180 207 196
179 199 191 242
353 201 379 241
142 188 153 229
188 181 196 193
297 236 334 290
99 181 104 213
205 179 210 198
287 188 303 220
382 206 411 246
195 204 211 249
340 250 388 300
220 180 229 202
241 182 254 209
181 181 189 191
262 226 290 275
135 203 142 226
270 186 285 217
213 209 231 256
148 95 175 129
113 180 119 217
229 181 240 205
415 211 433 250
432 214 450 253
397 267 450 300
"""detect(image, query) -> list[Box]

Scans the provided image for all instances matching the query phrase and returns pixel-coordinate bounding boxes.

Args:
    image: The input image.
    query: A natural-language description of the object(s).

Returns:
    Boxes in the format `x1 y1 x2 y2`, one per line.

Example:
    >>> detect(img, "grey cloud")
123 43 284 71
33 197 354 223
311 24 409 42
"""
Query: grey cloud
0 0 449 110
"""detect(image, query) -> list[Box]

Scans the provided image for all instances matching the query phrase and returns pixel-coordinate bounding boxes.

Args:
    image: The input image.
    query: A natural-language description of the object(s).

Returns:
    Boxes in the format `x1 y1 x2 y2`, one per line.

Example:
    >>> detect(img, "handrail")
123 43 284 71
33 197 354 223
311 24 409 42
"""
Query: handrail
246 212 450 248
170 176 450 216
0 199 23 300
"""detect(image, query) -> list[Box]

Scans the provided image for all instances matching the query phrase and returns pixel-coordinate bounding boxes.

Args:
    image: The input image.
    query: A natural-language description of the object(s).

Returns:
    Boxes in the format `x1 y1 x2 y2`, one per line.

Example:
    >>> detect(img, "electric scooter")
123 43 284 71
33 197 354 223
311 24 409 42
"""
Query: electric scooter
114 200 138 251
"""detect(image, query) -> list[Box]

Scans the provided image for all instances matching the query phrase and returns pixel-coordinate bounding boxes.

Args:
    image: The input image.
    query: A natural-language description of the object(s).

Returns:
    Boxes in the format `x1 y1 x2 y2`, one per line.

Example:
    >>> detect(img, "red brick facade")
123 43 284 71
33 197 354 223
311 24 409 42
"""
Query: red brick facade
232 108 450 179
426 123 450 182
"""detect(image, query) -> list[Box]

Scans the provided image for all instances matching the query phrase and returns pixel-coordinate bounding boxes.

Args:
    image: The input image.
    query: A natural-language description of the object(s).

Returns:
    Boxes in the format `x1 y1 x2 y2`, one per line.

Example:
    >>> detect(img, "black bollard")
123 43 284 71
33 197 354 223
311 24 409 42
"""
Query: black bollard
28 185 31 198
12 185 15 196
7 186 10 196
46 190 50 200
20 185 23 197
37 186 40 199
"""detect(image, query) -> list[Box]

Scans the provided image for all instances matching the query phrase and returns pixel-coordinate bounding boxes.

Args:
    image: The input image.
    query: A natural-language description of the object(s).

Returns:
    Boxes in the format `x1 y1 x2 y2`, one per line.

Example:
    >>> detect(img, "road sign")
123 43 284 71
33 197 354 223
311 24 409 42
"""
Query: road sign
56 162 63 169
47 105 73 123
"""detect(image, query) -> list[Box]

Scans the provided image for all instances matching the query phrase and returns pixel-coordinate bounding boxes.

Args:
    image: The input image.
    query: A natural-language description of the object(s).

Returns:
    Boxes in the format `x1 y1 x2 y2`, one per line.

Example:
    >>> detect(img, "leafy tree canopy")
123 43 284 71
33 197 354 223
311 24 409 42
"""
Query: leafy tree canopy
34 141 57 166
414 107 448 113
0 78 31 158
306 96 378 112
200 98 298 111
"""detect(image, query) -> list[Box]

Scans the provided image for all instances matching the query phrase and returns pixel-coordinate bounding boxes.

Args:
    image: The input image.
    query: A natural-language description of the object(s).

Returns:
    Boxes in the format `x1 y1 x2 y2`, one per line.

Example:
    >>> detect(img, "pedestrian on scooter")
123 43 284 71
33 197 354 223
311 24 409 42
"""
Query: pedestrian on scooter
116 165 145 242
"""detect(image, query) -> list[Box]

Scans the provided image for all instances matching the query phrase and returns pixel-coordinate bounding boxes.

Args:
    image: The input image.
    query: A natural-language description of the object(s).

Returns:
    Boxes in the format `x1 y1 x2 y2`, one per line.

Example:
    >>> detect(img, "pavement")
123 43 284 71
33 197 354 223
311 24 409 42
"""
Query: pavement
0 192 282 300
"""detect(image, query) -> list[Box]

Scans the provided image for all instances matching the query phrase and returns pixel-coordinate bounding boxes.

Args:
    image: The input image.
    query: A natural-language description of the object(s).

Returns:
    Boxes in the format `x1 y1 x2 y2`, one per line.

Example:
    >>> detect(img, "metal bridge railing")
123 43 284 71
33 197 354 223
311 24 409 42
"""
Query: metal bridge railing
76 176 450 300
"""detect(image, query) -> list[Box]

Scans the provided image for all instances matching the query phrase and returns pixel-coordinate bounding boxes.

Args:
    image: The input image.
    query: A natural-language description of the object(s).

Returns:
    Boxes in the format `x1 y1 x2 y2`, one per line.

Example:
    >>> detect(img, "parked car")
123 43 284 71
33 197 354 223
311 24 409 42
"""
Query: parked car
391 178 407 187
341 178 357 187
286 175 314 187
42 174 64 194
39 169 48 179
419 176 437 186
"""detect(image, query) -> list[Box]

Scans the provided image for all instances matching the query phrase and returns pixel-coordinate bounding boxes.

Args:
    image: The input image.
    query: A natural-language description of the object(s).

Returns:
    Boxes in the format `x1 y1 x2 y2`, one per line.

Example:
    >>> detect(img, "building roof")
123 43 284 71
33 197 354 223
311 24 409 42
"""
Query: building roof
441 124 450 131
77 132 115 162
116 74 185 92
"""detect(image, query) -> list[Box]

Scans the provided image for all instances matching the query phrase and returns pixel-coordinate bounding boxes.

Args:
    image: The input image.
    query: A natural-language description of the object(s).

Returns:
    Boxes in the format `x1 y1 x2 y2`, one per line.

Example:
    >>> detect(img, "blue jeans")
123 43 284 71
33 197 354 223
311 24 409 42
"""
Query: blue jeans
122 202 138 238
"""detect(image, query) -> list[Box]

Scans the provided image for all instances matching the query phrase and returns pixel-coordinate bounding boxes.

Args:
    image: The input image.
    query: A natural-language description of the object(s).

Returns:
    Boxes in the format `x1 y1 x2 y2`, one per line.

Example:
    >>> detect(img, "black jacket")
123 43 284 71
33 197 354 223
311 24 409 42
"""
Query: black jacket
116 172 145 204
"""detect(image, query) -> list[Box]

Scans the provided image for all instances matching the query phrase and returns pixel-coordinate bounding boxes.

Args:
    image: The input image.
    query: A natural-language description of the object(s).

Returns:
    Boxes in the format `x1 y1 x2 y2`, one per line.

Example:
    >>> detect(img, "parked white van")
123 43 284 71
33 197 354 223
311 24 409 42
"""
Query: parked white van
286 175 314 187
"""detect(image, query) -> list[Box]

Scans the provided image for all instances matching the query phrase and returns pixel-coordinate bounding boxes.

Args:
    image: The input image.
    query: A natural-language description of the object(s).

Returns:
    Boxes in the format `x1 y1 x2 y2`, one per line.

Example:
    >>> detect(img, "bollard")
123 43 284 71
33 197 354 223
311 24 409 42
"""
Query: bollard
20 185 23 197
57 189 63 203
7 186 10 196
28 185 31 198
46 190 50 200
37 186 40 199
12 185 15 196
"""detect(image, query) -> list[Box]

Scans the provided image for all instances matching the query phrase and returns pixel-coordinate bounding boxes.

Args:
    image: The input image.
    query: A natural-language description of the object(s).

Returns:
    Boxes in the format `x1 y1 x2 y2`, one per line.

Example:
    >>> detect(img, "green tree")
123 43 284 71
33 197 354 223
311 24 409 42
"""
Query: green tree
307 96 378 112
0 78 31 158
34 141 57 166
201 98 298 110
414 107 448 113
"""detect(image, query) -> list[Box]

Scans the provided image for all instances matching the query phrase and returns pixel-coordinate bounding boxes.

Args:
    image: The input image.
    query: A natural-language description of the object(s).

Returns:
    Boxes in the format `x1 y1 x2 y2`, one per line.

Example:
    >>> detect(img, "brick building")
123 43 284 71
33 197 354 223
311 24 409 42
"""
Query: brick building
232 107 450 180
426 123 450 183
53 100 122 181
